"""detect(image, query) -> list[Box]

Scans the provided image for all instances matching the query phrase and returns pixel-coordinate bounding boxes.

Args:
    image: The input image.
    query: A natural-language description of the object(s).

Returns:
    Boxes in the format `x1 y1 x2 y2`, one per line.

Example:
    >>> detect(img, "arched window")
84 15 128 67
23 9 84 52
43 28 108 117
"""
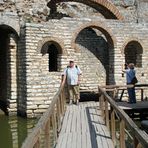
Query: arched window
124 41 143 67
48 44 58 72
41 41 62 72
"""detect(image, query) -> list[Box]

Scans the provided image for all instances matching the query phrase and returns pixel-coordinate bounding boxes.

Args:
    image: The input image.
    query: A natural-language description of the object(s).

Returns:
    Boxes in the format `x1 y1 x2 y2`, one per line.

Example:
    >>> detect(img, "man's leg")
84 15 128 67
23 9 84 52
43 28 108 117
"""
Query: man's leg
73 85 80 104
68 85 73 104
127 88 133 103
131 87 136 103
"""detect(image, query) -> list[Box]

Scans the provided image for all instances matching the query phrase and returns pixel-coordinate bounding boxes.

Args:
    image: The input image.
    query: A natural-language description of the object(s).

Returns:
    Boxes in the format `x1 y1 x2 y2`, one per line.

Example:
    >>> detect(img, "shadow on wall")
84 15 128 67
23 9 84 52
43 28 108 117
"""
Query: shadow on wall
17 27 27 117
75 27 115 85
0 25 19 115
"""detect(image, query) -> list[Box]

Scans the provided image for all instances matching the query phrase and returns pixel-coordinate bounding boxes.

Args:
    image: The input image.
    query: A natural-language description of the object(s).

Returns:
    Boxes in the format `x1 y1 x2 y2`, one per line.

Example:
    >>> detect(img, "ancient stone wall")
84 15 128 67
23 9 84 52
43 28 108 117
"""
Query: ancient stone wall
0 0 49 23
0 0 148 23
20 18 148 117
24 23 62 117
0 0 148 117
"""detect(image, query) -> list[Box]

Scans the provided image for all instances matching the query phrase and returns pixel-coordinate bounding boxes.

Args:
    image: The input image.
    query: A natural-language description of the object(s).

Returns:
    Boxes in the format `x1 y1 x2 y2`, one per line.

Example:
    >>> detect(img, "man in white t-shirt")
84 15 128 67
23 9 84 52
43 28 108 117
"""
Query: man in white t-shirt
62 60 82 105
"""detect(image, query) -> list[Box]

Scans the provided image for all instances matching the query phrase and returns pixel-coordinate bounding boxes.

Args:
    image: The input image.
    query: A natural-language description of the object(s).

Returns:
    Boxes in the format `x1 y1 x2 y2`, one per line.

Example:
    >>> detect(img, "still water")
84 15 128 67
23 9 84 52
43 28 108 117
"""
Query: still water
0 115 38 148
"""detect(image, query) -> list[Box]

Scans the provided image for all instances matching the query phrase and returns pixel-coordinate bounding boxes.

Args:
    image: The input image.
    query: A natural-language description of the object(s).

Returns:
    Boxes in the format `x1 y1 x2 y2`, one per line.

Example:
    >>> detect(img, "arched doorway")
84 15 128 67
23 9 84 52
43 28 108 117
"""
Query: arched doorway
124 41 143 67
41 41 63 72
73 24 115 91
0 25 18 114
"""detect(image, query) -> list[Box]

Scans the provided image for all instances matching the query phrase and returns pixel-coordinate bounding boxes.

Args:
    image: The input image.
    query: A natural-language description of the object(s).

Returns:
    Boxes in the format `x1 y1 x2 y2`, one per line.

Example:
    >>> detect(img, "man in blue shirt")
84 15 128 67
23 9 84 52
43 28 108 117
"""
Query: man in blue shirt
62 60 82 105
123 63 136 103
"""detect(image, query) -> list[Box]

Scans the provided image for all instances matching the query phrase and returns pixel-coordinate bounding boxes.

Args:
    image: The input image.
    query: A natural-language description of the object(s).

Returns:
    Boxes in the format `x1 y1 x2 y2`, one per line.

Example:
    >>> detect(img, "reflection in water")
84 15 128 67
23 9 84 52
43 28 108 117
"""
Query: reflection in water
0 115 37 148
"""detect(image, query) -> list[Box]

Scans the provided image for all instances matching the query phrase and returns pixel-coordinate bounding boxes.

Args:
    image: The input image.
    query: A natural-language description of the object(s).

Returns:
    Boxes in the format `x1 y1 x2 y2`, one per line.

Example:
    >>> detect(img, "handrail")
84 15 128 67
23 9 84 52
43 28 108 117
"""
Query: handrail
101 84 148 88
101 84 148 101
98 86 148 148
22 85 66 148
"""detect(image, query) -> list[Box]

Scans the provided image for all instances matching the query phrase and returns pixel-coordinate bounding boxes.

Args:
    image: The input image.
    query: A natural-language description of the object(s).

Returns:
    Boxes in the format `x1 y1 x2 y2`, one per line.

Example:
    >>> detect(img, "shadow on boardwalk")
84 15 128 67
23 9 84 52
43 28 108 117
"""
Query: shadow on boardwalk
56 102 114 148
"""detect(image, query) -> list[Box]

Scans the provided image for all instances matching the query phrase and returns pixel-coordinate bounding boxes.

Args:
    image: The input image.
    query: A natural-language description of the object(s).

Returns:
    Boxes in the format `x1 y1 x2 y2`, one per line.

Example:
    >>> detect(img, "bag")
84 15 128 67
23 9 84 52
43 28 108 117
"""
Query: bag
131 76 138 84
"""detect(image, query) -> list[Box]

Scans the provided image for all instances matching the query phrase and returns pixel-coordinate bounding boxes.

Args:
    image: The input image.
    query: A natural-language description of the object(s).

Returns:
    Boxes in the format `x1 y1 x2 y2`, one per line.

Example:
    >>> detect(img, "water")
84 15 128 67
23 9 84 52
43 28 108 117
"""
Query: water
115 120 143 148
0 115 38 148
0 114 144 148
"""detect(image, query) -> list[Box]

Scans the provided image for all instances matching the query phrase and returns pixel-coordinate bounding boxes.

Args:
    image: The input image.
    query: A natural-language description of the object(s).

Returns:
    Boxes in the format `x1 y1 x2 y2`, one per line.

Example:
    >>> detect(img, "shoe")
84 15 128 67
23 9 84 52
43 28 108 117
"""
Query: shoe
69 100 73 105
127 102 134 104
76 99 79 105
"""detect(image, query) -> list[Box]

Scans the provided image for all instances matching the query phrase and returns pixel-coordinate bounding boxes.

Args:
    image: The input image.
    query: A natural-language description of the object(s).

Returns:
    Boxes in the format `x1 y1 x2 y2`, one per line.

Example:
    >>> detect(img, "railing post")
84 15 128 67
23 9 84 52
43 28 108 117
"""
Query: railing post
120 119 125 148
100 94 105 118
45 119 51 148
133 136 141 148
113 88 116 100
62 87 66 111
105 98 110 129
52 108 57 146
141 89 144 101
111 107 116 146
99 92 103 110
56 99 61 132
59 93 64 115
34 138 40 148
60 88 65 115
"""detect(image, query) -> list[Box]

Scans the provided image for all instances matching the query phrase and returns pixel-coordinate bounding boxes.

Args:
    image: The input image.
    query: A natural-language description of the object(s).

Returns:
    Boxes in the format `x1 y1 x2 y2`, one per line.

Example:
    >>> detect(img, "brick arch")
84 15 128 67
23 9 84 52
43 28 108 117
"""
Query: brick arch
48 0 124 20
0 16 20 36
0 24 19 38
121 37 144 55
37 37 65 54
122 37 144 67
71 22 117 52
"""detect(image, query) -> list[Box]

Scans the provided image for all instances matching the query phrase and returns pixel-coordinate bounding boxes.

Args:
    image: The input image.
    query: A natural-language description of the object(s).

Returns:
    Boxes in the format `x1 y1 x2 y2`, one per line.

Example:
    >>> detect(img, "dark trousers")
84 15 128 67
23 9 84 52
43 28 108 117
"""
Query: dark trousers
127 87 136 103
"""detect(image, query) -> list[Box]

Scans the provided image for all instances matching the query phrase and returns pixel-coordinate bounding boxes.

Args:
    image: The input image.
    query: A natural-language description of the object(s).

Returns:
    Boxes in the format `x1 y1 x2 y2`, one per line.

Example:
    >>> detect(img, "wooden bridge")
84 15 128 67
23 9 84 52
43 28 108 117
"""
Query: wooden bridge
22 85 148 148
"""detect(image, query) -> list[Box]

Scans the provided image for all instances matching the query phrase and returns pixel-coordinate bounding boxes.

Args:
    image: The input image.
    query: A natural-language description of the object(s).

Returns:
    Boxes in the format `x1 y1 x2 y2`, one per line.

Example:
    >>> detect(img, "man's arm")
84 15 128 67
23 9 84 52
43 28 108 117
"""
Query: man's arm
61 68 67 86
122 64 127 73
78 74 81 84
61 74 66 86
77 67 82 84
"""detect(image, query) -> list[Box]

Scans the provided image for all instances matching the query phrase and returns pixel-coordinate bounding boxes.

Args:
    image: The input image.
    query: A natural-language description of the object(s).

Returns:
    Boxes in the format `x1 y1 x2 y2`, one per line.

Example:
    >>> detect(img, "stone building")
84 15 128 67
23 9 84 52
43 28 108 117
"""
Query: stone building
0 0 148 118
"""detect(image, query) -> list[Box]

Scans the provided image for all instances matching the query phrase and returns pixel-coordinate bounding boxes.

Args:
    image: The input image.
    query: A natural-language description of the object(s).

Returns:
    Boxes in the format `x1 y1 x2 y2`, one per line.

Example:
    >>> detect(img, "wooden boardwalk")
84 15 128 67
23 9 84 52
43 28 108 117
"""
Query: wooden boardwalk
56 102 114 148
116 101 148 110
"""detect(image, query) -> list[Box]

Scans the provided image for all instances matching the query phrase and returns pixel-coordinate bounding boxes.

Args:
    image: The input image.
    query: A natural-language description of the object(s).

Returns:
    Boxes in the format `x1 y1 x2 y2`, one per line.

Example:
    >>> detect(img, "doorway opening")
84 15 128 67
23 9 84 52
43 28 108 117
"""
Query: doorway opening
0 25 17 114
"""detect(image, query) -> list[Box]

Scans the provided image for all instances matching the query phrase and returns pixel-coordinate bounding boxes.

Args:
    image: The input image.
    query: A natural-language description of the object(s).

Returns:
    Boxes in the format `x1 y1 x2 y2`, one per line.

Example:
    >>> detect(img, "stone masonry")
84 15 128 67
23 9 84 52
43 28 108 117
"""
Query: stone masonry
0 0 148 118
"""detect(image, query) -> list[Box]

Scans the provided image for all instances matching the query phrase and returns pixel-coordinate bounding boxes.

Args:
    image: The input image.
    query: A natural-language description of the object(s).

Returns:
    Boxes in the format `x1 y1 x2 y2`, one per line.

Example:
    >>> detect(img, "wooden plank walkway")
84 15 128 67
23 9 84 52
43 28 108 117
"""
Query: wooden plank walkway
56 102 114 148
116 101 148 110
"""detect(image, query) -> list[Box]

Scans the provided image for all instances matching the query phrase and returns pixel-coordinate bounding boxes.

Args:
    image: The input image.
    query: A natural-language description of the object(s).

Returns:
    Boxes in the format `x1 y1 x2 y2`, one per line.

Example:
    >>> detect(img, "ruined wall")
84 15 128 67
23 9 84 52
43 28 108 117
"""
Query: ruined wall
0 0 148 117
0 0 49 23
111 0 148 22
23 23 62 117
0 0 148 23
20 18 148 117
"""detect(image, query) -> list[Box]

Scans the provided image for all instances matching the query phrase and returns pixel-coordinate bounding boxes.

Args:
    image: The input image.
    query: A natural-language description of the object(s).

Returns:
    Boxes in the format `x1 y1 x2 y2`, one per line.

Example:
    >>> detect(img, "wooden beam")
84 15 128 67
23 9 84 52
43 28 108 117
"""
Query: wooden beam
105 99 110 130
45 119 51 148
120 119 125 148
111 107 116 146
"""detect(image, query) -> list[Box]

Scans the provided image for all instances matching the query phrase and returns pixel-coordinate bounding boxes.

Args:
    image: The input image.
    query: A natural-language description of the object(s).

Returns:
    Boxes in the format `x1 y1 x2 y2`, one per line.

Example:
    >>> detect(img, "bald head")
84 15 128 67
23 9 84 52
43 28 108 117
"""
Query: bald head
128 63 135 69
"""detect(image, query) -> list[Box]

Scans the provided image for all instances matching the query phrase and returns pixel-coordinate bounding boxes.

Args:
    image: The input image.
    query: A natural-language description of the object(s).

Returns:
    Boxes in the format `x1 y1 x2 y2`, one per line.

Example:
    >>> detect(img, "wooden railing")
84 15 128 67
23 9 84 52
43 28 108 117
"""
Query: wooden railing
101 84 148 101
22 85 66 148
98 86 148 148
